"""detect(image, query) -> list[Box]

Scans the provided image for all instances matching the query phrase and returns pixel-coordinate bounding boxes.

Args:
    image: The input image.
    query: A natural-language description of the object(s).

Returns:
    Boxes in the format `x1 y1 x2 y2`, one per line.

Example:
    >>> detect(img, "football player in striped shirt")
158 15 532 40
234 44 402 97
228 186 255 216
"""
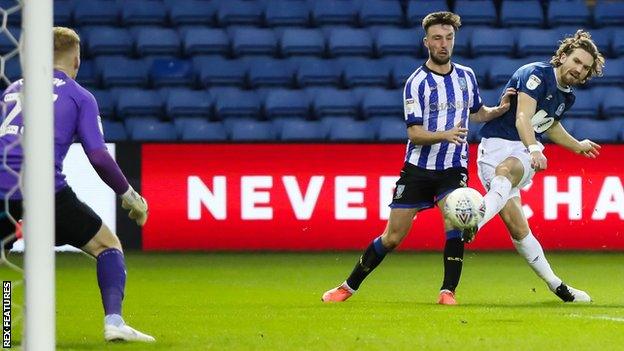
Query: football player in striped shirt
322 12 515 305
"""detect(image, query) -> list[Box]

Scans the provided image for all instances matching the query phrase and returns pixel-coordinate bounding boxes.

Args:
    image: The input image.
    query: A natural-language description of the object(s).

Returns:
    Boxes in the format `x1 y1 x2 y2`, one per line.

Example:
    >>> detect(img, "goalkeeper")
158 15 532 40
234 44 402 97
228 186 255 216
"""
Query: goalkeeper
0 27 153 342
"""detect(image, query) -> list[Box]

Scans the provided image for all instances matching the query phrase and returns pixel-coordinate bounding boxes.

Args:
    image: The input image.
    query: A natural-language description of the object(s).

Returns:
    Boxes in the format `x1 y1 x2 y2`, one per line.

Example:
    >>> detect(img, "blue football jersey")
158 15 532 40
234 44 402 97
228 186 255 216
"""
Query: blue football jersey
480 62 576 141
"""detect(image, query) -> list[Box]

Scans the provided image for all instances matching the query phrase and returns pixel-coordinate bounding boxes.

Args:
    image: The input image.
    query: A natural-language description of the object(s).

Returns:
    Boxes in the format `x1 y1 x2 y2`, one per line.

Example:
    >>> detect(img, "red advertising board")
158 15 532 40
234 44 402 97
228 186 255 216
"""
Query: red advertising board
142 144 624 251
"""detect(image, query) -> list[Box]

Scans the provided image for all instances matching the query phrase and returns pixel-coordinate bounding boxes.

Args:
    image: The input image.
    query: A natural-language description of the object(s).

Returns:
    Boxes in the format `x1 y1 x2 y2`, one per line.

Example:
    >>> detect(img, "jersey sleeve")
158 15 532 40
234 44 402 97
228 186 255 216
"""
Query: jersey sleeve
515 66 547 102
466 69 483 113
404 77 425 126
76 89 107 152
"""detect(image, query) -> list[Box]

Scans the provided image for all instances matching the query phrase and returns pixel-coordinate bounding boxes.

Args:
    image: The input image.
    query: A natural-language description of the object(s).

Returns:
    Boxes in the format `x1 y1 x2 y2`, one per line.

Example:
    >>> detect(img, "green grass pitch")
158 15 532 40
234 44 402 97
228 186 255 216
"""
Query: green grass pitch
2 251 624 350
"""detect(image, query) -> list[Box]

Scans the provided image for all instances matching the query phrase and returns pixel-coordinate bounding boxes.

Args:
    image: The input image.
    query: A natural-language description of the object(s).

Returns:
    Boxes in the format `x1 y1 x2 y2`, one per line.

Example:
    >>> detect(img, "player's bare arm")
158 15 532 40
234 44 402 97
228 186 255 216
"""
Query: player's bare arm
515 92 547 171
470 87 517 122
545 121 601 158
407 122 467 146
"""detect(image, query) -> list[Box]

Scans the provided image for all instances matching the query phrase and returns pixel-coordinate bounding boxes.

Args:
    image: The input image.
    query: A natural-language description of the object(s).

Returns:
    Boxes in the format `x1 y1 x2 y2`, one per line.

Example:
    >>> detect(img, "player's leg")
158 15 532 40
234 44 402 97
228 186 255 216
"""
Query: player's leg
499 197 591 302
478 156 525 229
321 208 417 302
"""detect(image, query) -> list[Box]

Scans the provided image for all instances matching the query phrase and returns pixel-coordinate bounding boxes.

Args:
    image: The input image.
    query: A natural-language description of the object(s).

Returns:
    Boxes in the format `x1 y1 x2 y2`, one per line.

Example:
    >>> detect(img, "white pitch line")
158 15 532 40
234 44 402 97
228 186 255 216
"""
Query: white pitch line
568 314 624 323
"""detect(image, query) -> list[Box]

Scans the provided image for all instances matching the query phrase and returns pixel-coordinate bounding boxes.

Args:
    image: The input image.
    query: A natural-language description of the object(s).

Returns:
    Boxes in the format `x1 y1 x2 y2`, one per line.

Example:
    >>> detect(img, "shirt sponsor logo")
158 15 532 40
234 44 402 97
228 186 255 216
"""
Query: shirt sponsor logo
526 74 541 90
555 103 566 116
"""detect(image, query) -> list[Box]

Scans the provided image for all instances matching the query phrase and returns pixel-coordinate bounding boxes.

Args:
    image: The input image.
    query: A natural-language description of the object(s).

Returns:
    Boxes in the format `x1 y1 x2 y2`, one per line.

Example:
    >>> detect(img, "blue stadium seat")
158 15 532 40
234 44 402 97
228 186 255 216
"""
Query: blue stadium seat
359 0 403 26
135 28 180 56
92 90 115 119
280 29 325 57
388 56 420 87
279 120 325 141
124 116 158 134
311 0 357 26
264 89 310 119
218 0 263 26
594 58 624 86
0 26 19 55
594 2 624 27
500 0 543 27
231 28 277 57
195 56 247 88
265 0 310 27
318 115 355 135
601 88 624 118
213 88 261 119
183 28 229 56
328 120 374 141
465 56 497 87
455 0 497 26
76 60 97 88
406 0 448 27
327 28 373 57
361 88 402 117
230 121 275 141
547 0 590 27
571 119 621 142
342 58 390 87
452 26 472 57
150 58 193 87
74 0 119 25
479 89 500 107
374 28 421 57
312 88 358 117
295 58 341 87
121 0 168 25
166 90 212 119
612 30 624 57
98 56 149 87
517 29 559 57
168 0 216 25
115 89 163 118
377 118 406 141
86 27 133 56
131 120 178 141
566 89 597 118
471 28 514 56
180 120 227 141
489 58 525 87
102 120 127 142
53 0 72 26
247 57 295 88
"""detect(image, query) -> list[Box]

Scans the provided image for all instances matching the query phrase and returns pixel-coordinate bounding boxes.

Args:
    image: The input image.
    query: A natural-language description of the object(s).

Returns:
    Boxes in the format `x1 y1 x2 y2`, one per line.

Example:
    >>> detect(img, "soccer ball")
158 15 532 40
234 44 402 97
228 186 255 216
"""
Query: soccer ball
443 187 485 230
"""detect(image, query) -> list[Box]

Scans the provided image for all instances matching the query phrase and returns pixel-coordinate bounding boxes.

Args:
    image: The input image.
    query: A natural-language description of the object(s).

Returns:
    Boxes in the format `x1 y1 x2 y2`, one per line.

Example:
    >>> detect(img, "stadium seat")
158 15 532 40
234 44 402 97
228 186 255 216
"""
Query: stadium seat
98 56 149 87
231 28 277 57
374 28 421 57
468 120 483 142
180 120 227 141
312 88 359 117
265 0 310 27
311 0 357 26
168 0 216 25
131 120 178 141
150 58 193 87
75 60 97 88
517 29 559 57
612 30 624 57
547 0 590 27
86 27 133 56
571 119 621 143
328 120 374 141
406 0 448 27
74 0 119 25
213 88 261 119
479 89 500 107
264 89 310 119
327 28 373 57
452 26 472 57
102 120 128 142
388 56 420 87
121 0 168 25
594 58 624 86
489 58 525 87
500 0 543 27
165 90 212 119
195 56 247 88
566 89 597 118
358 0 403 26
377 118 406 141
92 89 115 119
230 121 275 141
471 28 514 56
464 56 495 86
247 57 296 88
279 120 325 141
601 88 624 118
295 57 341 87
134 28 180 56
455 0 497 26
183 28 230 56
593 1 624 27
280 29 325 57
115 89 163 118
217 0 263 26
341 58 390 87
361 88 402 117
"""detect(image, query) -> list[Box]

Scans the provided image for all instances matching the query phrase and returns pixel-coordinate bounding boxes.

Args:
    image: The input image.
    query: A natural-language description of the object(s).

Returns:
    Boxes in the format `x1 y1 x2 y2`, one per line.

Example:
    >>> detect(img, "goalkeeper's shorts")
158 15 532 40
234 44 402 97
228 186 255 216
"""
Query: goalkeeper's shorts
0 185 103 249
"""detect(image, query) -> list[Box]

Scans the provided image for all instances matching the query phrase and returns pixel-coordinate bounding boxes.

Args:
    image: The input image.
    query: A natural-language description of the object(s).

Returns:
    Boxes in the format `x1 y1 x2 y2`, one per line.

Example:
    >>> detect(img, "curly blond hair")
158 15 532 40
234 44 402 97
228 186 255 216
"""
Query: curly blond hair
550 30 605 83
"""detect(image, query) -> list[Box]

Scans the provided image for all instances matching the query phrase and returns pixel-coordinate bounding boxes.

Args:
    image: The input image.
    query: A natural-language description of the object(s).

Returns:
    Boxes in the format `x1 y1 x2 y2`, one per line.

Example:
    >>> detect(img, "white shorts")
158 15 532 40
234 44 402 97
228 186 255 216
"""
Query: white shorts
476 137 541 198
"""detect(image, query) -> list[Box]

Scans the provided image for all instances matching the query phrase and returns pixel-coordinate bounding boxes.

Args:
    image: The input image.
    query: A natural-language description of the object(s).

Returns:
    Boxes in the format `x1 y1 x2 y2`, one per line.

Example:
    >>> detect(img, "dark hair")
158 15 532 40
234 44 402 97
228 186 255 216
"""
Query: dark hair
550 30 605 83
422 11 461 33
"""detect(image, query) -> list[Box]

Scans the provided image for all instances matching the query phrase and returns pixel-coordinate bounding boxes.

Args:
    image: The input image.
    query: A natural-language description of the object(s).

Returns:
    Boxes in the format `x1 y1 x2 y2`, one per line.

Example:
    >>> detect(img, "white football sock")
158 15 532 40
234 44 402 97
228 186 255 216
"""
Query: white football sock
478 175 512 229
512 232 562 291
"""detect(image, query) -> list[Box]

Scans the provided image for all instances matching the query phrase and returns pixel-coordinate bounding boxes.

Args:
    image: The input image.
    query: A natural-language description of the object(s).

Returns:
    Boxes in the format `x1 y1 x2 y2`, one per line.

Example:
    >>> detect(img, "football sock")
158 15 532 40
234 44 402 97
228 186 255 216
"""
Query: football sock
104 314 125 327
478 175 512 230
97 248 126 317
441 231 464 292
346 236 389 290
512 232 562 291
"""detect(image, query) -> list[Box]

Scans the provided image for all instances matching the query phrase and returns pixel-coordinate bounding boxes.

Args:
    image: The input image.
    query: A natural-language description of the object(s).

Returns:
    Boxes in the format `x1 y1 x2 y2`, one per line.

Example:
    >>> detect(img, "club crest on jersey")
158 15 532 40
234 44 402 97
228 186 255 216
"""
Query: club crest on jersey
405 98 415 114
458 77 467 91
526 74 541 90
555 103 565 116
394 185 405 199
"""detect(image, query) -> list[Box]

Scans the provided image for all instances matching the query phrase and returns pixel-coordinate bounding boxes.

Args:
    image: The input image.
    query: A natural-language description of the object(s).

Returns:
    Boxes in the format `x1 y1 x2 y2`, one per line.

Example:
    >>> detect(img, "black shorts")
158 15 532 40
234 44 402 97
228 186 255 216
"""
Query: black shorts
0 186 103 249
389 163 468 211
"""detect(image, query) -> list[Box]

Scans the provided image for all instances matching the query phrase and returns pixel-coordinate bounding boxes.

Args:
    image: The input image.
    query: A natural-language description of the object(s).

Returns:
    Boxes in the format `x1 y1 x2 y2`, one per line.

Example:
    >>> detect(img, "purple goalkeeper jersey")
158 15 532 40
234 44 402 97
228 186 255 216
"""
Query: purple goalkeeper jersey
0 70 107 199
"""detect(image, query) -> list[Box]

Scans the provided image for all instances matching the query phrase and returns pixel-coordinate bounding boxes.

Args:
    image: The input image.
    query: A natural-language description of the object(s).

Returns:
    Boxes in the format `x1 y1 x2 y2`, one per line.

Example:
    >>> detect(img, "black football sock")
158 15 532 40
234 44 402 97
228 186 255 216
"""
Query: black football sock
440 230 464 292
346 237 390 290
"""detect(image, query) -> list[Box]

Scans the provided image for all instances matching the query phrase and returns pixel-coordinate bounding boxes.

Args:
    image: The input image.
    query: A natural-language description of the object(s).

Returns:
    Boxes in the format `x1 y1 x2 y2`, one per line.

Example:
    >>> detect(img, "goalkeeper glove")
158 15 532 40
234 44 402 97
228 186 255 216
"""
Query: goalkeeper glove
121 186 148 226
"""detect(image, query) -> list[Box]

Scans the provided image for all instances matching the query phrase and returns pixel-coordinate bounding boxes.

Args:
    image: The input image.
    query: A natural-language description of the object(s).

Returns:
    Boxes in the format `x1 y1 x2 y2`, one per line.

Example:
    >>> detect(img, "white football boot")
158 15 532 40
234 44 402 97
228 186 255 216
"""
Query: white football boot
554 283 591 303
105 323 156 342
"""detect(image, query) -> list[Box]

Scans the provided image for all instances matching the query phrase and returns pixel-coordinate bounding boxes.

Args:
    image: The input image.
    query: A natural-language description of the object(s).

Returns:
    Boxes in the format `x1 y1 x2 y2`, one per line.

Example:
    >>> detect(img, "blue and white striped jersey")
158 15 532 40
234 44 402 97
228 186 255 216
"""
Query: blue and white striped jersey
403 63 483 170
